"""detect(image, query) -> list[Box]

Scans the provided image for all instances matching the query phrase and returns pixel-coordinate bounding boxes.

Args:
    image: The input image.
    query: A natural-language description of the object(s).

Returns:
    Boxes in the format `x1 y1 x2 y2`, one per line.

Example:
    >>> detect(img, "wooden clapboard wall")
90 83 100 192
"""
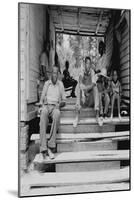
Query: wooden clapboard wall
28 4 46 103
105 11 130 107
19 3 29 121
105 19 114 70
19 3 46 121
119 15 130 105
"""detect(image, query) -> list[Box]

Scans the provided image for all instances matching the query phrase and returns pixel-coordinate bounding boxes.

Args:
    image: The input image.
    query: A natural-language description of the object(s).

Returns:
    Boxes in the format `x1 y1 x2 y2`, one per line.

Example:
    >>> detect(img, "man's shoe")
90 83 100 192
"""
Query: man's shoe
103 113 108 119
37 152 47 162
48 148 55 159
71 93 76 98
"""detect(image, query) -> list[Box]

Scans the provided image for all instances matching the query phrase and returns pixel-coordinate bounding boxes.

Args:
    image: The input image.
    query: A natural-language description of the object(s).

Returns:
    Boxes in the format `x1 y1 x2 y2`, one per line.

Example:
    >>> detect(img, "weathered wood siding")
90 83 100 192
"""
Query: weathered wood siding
19 3 46 121
105 11 130 106
19 3 29 121
28 4 46 103
105 20 114 70
119 14 130 105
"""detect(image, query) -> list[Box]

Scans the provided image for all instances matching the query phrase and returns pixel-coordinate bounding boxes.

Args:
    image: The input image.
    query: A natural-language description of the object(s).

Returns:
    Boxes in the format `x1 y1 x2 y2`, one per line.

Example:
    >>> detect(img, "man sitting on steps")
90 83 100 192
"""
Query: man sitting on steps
73 56 99 127
62 60 77 98
38 66 66 160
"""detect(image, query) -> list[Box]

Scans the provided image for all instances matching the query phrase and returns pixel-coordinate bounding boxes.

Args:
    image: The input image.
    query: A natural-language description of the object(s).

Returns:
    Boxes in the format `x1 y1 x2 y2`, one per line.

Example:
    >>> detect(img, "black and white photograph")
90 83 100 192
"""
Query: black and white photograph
18 2 130 197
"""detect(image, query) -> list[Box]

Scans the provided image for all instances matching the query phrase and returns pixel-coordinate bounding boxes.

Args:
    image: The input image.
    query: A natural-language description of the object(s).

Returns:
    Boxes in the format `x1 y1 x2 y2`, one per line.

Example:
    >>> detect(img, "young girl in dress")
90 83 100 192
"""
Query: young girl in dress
110 70 121 119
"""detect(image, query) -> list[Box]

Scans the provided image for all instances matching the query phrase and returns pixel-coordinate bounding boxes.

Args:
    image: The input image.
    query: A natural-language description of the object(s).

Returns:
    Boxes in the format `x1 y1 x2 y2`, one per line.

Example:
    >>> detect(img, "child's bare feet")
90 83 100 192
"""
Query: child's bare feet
73 116 78 128
118 114 121 120
110 114 113 120
98 117 103 126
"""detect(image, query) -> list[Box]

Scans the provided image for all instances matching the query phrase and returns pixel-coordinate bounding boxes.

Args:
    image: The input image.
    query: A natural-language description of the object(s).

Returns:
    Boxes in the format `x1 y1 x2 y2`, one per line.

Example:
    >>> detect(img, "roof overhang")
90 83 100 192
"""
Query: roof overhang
49 6 112 36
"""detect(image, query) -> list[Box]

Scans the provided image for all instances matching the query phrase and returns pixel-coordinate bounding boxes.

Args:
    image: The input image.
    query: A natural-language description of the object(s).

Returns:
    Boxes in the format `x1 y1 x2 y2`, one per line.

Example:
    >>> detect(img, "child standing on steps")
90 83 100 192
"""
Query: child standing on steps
97 71 110 119
110 70 121 120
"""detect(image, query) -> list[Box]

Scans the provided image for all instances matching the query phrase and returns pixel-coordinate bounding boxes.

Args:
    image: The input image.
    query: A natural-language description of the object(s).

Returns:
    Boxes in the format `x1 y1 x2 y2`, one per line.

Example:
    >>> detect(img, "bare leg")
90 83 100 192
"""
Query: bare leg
104 93 110 116
99 92 103 116
93 85 100 124
117 94 121 119
73 84 81 127
110 93 116 119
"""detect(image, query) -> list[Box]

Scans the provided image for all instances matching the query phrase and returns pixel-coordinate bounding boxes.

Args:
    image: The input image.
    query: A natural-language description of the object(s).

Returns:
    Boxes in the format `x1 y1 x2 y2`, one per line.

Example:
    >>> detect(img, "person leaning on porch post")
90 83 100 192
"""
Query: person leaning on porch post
38 66 66 160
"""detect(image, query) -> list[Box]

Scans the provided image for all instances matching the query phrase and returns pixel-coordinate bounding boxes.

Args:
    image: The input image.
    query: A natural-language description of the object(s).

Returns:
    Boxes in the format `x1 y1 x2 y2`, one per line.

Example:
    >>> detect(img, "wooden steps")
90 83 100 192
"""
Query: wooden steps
59 124 115 133
60 117 129 125
21 167 129 186
61 108 96 118
36 117 129 126
58 117 129 133
25 98 130 196
61 105 129 112
33 150 129 164
57 140 119 152
20 167 129 196
31 131 130 142
56 161 120 172
20 182 129 196
65 97 76 104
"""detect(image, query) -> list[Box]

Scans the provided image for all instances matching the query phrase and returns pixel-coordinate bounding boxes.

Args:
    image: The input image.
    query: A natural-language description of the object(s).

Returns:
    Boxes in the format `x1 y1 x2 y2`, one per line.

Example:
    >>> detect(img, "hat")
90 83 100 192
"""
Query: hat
99 68 109 79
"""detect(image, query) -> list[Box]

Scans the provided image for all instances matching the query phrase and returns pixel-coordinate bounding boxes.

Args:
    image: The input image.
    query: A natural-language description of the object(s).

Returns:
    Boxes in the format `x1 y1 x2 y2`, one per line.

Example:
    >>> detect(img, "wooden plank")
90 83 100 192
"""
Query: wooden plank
20 182 130 196
19 4 29 122
121 32 129 46
34 136 129 143
121 26 129 39
61 110 96 118
26 110 37 121
121 82 130 87
120 45 129 59
57 138 118 149
121 84 130 91
112 136 129 141
27 4 44 103
120 40 129 54
120 66 129 74
33 150 129 164
121 29 129 42
120 73 129 79
122 91 130 98
60 117 129 125
122 89 130 92
120 54 130 65
56 161 120 172
21 167 129 187
121 76 130 84
120 40 129 52
59 124 115 133
31 131 129 141
95 11 103 34
61 105 92 111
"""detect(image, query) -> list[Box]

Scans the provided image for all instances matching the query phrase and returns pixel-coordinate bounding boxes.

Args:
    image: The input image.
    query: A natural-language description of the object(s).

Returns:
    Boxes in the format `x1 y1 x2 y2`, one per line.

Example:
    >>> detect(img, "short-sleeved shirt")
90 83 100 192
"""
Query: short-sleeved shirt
40 79 66 105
